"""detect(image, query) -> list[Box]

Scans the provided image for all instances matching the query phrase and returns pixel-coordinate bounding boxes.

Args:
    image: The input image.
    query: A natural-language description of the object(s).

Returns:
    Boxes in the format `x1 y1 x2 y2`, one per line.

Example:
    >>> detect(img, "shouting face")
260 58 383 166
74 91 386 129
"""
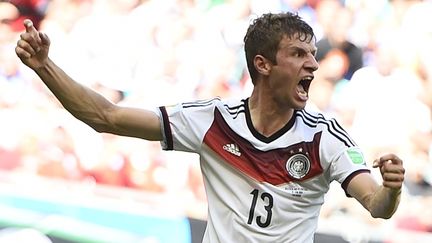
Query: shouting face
266 35 319 109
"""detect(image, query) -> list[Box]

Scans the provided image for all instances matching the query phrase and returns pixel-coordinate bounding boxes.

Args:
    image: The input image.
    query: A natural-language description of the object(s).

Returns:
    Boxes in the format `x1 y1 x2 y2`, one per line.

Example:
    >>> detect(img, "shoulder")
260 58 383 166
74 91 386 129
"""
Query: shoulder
295 109 331 127
181 97 246 114
166 97 247 118
217 98 248 119
295 109 356 148
180 97 222 110
164 97 221 116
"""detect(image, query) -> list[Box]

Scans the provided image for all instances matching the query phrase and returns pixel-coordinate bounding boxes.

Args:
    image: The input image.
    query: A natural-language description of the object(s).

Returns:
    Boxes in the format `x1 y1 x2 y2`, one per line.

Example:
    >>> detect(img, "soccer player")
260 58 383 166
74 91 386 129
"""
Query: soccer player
15 12 404 243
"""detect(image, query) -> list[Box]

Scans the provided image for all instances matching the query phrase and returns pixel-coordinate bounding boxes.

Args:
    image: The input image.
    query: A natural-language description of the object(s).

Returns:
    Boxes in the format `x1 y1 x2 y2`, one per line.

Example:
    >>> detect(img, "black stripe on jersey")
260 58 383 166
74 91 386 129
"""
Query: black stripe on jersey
182 97 221 108
223 101 245 119
297 110 356 147
332 118 357 145
159 106 173 150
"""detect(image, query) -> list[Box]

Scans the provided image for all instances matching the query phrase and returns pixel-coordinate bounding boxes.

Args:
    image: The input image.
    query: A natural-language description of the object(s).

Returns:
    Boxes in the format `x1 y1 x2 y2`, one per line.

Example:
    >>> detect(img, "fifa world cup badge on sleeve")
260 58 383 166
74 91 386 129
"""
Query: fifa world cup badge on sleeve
346 148 366 165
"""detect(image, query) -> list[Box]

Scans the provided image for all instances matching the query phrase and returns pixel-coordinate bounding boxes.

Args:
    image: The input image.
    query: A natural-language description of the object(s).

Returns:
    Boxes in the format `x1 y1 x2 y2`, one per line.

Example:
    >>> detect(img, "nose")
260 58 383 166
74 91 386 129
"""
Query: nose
305 54 319 72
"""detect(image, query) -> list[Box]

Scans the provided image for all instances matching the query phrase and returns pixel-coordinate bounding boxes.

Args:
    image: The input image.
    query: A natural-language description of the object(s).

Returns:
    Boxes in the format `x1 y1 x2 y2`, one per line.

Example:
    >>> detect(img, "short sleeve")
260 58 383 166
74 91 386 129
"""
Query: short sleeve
157 99 217 153
330 147 370 196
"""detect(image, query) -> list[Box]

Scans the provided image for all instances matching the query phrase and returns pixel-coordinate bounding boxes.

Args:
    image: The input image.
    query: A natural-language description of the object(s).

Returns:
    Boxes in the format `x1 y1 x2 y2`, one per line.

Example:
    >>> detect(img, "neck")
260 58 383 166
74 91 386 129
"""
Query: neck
248 88 295 137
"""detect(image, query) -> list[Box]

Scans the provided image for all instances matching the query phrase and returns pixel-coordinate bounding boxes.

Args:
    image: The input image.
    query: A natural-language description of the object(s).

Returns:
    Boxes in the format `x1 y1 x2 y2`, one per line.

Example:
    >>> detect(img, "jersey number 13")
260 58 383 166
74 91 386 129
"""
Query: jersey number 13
247 189 274 228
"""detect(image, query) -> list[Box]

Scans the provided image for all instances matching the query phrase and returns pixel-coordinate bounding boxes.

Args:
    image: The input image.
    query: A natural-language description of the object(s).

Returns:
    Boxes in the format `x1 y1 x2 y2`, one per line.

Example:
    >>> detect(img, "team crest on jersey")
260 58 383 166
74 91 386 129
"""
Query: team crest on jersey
286 153 311 179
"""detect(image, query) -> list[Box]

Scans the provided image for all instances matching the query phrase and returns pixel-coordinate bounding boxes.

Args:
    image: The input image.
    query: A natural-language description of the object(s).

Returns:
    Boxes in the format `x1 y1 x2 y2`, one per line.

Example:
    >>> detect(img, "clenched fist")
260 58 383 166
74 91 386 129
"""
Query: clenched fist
373 153 405 190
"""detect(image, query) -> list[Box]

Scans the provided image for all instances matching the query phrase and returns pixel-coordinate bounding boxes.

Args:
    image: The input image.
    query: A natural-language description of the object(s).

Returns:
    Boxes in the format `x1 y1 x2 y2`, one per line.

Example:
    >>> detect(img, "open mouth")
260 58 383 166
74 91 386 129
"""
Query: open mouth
297 76 313 98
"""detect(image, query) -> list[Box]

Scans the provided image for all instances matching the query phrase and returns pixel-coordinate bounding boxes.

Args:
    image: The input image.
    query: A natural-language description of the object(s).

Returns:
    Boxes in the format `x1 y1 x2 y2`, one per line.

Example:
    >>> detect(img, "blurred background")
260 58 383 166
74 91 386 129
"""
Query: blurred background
1 0 432 242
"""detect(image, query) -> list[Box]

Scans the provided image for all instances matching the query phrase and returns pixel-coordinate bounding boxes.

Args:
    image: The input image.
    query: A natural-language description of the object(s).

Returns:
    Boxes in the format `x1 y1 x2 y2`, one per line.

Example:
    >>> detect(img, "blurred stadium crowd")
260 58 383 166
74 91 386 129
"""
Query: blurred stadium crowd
1 0 432 241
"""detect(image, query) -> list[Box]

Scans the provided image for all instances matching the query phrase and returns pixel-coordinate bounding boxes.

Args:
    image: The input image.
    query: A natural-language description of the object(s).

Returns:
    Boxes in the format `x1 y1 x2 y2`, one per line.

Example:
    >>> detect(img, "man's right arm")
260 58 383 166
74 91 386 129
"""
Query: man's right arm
15 20 163 141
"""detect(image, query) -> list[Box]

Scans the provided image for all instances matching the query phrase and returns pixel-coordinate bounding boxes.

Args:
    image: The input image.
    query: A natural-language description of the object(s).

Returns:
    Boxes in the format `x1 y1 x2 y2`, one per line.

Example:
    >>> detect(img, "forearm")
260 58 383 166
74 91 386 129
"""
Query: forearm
367 186 401 219
16 19 160 137
34 58 115 131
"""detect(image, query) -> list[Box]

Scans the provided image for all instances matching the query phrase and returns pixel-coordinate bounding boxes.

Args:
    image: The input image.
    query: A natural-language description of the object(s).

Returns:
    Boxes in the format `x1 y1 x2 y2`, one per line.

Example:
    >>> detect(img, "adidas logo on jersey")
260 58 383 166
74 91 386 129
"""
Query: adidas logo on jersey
223 143 241 156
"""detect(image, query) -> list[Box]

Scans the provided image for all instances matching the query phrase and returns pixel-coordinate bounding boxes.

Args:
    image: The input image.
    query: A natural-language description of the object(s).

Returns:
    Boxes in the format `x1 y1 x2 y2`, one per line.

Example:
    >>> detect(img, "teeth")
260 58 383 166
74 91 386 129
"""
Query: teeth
297 76 312 101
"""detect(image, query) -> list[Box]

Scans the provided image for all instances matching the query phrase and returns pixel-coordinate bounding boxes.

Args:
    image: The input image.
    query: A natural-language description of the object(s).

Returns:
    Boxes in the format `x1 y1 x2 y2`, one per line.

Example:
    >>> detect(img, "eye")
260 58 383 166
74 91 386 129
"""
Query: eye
293 49 306 58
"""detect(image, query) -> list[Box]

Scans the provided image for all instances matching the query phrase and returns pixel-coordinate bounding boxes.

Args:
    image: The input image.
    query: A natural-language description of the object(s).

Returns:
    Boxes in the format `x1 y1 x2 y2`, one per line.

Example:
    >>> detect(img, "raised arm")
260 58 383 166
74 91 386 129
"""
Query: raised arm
347 153 405 219
15 19 163 141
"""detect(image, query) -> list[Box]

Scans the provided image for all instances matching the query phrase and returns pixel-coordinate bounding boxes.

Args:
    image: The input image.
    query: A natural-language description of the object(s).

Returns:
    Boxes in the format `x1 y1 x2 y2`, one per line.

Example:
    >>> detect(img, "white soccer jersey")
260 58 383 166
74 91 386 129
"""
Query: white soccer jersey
157 97 369 243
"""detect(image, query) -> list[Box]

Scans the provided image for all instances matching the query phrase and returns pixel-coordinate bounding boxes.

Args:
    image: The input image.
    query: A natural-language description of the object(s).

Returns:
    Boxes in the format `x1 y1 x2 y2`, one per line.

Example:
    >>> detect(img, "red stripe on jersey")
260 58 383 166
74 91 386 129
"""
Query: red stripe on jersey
203 109 324 185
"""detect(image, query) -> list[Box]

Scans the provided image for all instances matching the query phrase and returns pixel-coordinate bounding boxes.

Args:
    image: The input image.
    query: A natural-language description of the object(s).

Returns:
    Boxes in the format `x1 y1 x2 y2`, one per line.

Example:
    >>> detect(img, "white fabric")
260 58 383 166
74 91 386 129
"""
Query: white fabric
158 97 369 243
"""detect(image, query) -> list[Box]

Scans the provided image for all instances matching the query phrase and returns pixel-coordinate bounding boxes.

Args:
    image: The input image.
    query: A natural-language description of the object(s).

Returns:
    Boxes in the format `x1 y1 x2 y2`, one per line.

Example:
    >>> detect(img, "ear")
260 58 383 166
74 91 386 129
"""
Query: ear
254 55 272 76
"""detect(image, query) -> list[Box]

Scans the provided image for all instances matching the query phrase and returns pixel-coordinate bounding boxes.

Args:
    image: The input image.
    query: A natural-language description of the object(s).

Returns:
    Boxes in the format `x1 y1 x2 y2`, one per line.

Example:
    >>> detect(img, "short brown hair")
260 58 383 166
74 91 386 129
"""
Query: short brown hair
244 12 315 82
